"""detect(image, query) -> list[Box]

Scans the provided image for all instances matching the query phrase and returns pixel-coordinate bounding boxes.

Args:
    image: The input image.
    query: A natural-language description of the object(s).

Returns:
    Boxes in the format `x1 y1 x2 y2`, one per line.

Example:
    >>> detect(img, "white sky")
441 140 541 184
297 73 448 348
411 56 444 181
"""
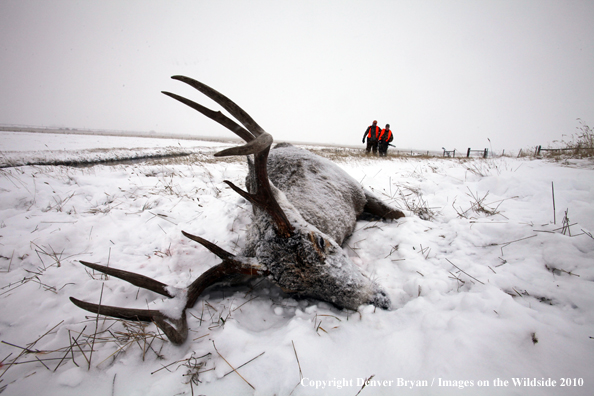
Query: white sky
0 0 593 152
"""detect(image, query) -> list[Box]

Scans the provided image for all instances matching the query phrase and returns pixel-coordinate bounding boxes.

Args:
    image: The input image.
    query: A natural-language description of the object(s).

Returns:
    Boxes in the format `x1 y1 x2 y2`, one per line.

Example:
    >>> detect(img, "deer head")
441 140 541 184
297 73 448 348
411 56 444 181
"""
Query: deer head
70 76 393 344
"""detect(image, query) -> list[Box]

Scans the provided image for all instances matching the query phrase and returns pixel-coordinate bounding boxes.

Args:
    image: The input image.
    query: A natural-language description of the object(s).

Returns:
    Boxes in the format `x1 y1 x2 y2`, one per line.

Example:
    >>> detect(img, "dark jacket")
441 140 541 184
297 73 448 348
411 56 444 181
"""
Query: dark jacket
363 125 380 141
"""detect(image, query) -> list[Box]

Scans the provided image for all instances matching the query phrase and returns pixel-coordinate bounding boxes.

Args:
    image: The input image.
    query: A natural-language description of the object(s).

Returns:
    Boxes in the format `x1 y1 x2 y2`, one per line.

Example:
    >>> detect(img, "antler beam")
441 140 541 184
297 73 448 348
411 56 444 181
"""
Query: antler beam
163 76 294 237
71 231 268 344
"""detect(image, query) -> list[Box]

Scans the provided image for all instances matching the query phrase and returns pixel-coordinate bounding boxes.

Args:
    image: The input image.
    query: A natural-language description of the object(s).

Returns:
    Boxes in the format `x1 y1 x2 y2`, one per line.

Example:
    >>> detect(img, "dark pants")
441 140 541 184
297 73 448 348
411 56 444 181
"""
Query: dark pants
365 138 378 154
378 141 390 156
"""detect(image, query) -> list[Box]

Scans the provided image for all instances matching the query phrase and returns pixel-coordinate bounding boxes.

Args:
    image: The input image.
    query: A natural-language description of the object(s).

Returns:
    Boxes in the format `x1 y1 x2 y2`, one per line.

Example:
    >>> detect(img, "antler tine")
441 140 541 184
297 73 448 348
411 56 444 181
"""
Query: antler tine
222 151 294 237
162 80 273 157
181 231 235 261
79 260 174 298
180 231 270 308
213 132 273 157
161 91 254 143
69 297 188 345
71 261 188 343
170 75 266 137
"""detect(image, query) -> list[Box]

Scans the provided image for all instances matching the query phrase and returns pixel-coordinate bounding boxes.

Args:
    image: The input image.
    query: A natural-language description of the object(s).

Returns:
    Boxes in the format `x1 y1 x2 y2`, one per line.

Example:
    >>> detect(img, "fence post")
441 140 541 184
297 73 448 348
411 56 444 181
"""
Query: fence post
453 149 456 158
483 148 488 159
466 148 471 157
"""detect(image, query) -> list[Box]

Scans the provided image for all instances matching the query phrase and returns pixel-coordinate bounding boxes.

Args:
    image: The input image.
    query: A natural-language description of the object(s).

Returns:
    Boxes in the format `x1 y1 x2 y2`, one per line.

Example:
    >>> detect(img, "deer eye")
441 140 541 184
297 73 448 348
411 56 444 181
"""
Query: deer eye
317 236 325 251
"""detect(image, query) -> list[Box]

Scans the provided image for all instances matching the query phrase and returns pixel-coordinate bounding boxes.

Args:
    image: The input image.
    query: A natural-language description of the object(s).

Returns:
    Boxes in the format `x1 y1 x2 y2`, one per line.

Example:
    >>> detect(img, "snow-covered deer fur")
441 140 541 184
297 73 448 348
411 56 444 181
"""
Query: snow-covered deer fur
70 76 404 344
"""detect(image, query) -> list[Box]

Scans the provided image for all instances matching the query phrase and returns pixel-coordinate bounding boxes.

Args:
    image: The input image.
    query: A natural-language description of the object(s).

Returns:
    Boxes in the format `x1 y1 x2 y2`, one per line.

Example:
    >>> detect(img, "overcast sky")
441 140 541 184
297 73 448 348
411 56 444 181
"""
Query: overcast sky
1 0 593 152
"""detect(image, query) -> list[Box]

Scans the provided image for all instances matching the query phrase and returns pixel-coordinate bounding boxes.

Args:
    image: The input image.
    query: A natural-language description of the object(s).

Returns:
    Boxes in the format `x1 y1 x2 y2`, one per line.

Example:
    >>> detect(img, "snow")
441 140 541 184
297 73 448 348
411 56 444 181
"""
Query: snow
0 130 233 167
1 131 593 395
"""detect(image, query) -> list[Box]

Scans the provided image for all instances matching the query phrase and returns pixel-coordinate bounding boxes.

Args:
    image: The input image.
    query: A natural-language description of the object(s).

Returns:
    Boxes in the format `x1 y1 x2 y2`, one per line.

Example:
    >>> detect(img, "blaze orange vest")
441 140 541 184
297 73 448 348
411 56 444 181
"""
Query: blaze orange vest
367 125 380 138
379 129 392 141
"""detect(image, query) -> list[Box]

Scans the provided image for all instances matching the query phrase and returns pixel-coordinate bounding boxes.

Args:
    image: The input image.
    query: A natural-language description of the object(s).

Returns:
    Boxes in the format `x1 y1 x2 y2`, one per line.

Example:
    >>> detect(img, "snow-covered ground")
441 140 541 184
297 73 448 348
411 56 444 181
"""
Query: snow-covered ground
0 132 593 395
0 131 234 167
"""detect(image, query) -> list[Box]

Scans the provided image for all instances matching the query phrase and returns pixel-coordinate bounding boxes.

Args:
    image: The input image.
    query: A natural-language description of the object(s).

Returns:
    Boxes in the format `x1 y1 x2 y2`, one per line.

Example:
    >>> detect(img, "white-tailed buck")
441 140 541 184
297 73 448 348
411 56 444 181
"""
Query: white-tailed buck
70 76 405 344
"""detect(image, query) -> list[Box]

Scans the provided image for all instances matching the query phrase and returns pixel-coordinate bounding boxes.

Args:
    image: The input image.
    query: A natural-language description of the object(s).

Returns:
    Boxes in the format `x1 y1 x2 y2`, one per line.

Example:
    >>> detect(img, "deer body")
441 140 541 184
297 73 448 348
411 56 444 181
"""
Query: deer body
265 143 365 245
70 76 404 344
244 143 392 310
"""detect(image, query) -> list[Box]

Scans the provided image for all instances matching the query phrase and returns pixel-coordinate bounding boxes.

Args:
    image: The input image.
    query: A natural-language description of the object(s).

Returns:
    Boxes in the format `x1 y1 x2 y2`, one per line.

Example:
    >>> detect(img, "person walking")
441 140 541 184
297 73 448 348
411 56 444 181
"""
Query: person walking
362 120 380 155
378 124 393 157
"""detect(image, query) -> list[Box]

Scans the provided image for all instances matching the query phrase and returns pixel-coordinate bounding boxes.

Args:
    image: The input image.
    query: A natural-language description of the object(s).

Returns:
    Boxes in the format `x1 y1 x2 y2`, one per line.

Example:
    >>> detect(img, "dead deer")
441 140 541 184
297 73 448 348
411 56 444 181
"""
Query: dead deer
70 76 405 344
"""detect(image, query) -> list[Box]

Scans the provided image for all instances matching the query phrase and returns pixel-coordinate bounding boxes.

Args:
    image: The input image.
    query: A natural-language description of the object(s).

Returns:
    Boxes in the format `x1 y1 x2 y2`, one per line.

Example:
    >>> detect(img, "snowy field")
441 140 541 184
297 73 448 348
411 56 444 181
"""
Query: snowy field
0 131 233 167
0 131 593 396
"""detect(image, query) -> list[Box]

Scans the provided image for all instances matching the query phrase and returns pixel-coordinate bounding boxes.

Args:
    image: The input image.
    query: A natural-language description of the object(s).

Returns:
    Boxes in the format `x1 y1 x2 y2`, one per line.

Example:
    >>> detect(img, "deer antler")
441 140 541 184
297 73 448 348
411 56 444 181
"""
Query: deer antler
71 232 268 344
169 75 266 137
162 76 294 237
70 77 294 344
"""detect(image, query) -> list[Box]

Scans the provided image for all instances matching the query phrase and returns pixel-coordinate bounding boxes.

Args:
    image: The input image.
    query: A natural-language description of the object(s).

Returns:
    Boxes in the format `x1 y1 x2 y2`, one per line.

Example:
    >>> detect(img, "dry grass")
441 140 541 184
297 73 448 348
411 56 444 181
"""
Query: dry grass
556 119 594 157
394 185 435 220
453 188 518 220
304 146 440 162
453 189 500 218
538 119 594 159
0 317 168 383
0 287 269 391
0 243 69 297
